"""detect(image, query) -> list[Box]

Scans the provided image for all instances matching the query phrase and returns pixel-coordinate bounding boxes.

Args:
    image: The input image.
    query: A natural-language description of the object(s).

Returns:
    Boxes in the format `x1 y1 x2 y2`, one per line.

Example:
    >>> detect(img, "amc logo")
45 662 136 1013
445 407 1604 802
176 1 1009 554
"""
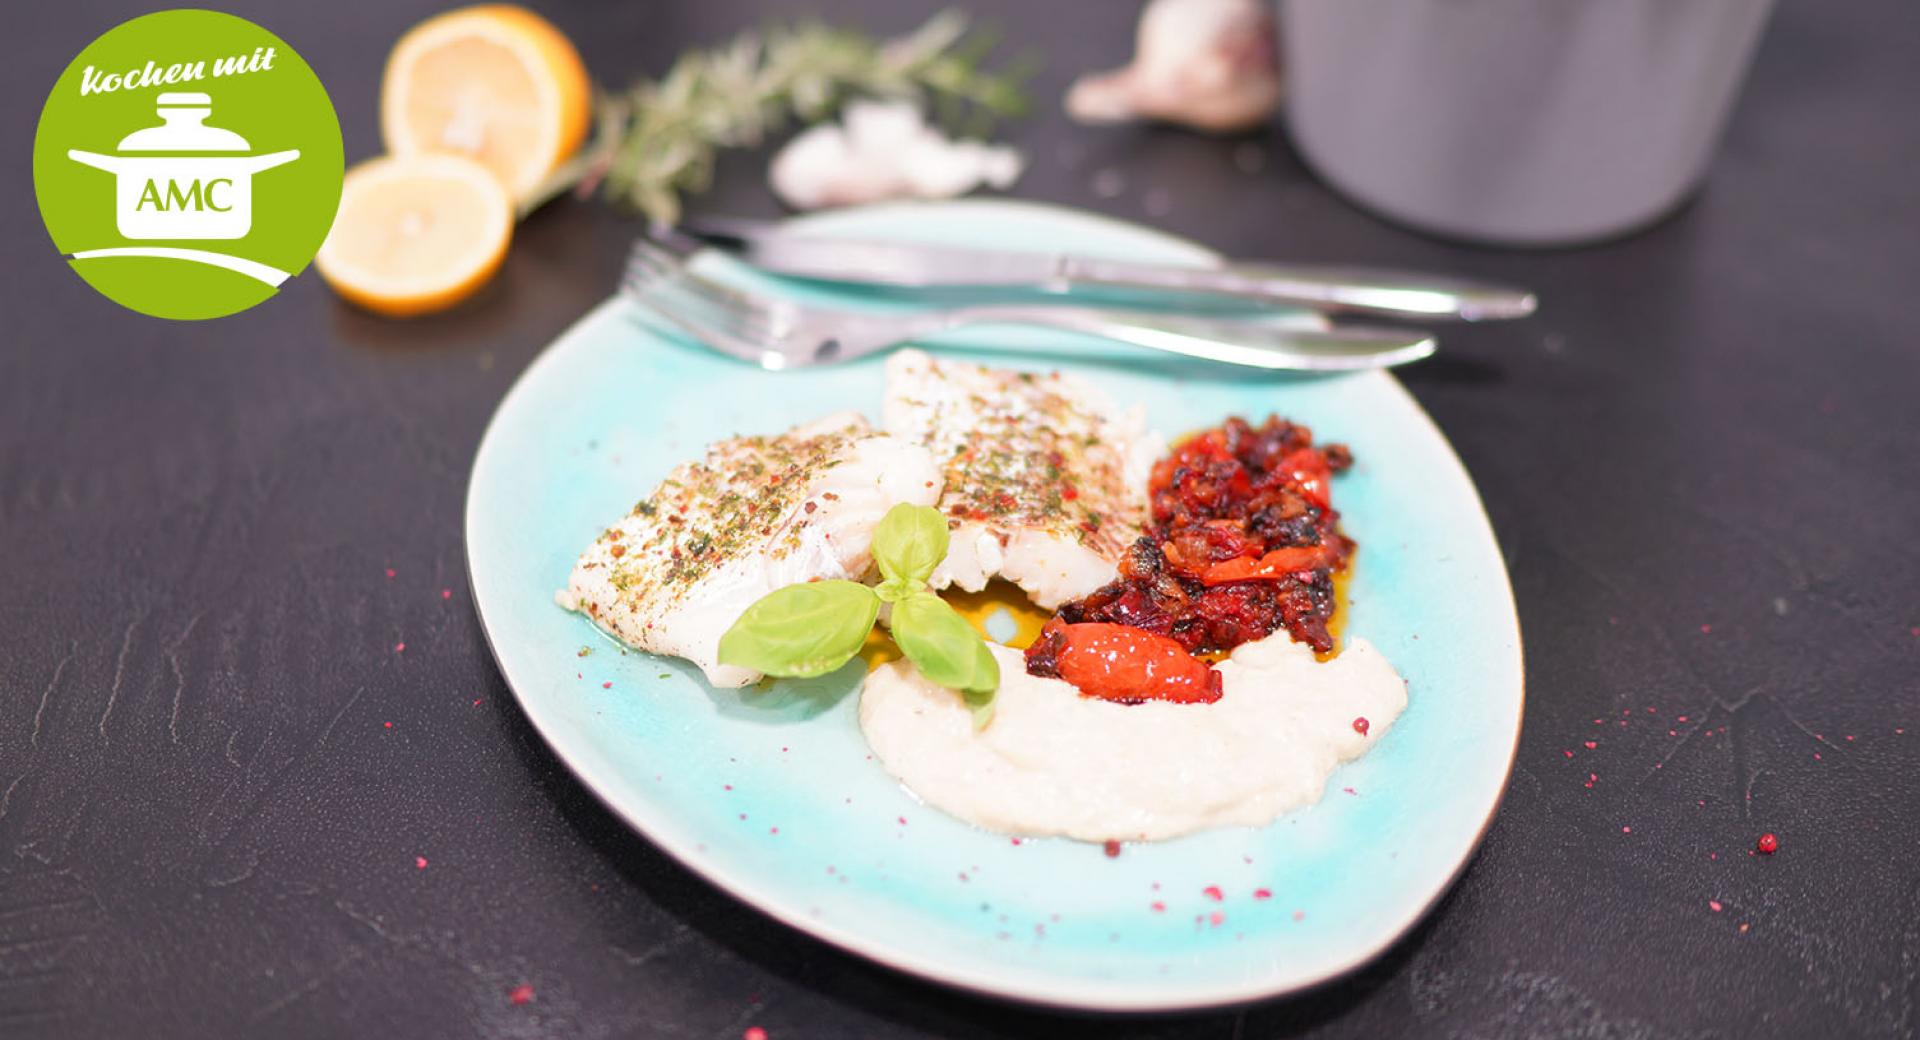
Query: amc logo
137 177 236 212
68 151 300 241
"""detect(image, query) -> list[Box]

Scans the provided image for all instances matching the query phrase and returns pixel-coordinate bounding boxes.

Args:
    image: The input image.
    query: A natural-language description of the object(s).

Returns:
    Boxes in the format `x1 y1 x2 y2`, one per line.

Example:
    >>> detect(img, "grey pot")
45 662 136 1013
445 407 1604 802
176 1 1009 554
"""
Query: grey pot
1280 0 1777 247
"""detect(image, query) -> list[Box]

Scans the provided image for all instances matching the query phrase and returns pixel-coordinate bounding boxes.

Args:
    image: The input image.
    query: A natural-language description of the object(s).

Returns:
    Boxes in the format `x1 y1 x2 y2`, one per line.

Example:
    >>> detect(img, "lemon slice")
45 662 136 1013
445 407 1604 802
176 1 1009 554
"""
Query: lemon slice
316 154 513 317
380 4 592 204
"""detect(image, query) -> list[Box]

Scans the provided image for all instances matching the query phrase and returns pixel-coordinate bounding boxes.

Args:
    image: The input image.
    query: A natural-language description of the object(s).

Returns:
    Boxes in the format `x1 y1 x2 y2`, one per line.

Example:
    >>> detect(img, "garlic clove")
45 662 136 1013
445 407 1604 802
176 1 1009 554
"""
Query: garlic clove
977 145 1026 191
1064 70 1139 125
770 123 903 210
1065 0 1282 134
770 101 1024 210
842 99 930 152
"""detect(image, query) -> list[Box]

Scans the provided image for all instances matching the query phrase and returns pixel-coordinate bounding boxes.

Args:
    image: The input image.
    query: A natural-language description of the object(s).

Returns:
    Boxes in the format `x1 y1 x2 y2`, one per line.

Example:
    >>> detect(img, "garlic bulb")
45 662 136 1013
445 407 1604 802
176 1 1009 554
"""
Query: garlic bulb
1066 0 1282 133
769 99 1024 211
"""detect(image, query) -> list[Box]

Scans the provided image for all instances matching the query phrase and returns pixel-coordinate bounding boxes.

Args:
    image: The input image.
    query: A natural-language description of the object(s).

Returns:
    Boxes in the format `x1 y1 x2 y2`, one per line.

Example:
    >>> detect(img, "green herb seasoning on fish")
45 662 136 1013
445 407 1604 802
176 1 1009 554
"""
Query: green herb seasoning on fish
558 412 941 686
881 349 1164 609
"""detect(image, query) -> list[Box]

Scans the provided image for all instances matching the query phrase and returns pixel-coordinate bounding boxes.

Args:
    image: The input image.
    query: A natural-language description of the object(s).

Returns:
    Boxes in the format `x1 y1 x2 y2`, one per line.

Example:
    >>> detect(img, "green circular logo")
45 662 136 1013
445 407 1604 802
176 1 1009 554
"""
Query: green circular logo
32 10 344 320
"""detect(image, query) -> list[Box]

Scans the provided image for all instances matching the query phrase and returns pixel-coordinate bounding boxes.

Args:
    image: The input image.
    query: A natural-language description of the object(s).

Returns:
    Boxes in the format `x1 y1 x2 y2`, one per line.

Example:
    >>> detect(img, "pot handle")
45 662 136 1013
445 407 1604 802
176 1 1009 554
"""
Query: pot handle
239 149 302 174
67 149 126 173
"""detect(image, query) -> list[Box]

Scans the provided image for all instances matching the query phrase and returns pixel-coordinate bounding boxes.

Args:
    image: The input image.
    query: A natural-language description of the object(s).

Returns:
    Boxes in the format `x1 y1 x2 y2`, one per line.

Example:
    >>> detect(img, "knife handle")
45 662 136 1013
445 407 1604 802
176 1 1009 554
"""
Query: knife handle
1060 257 1537 322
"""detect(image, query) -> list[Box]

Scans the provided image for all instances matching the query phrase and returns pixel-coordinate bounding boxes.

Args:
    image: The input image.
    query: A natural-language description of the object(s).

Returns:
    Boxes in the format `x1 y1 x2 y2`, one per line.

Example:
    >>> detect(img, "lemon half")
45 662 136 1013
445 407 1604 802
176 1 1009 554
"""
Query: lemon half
315 153 514 317
380 4 592 203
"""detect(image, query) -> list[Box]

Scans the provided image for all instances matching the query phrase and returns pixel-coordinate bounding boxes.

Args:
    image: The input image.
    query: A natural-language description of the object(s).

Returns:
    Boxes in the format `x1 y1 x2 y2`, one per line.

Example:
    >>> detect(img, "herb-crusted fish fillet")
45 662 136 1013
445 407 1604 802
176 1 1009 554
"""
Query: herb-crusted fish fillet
559 412 942 686
881 349 1163 609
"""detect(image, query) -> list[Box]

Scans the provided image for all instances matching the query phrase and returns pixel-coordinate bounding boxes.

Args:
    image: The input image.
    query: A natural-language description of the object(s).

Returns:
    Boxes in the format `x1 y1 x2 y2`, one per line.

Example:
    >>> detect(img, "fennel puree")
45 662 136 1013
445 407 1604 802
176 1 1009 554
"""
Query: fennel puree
859 634 1407 842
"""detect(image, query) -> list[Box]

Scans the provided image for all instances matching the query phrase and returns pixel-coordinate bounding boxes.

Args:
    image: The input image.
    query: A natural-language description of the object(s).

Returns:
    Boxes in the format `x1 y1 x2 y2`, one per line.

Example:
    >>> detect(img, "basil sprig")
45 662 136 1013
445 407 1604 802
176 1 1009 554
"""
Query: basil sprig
716 503 1001 726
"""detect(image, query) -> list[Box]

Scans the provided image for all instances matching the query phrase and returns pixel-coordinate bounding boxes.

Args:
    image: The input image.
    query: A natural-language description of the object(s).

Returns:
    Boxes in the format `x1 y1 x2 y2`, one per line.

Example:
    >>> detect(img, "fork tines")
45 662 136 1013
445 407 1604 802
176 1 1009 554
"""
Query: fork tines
622 237 779 356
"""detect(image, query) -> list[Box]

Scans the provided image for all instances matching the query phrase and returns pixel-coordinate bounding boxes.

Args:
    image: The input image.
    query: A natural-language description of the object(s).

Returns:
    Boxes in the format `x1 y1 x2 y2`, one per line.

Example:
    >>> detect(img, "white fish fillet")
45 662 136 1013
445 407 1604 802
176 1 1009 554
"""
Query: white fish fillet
882 349 1163 609
560 412 942 686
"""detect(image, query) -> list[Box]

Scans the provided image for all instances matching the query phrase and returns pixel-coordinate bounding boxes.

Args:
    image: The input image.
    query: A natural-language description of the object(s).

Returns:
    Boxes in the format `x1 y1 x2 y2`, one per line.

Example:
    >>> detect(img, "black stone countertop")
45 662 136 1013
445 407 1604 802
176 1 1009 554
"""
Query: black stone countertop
3 1 1916 1036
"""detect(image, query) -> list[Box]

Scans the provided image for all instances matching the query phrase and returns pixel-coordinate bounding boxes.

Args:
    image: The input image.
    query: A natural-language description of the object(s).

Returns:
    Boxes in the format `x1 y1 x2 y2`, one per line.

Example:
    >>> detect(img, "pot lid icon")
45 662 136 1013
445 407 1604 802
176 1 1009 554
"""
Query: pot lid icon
116 92 251 152
62 89 303 271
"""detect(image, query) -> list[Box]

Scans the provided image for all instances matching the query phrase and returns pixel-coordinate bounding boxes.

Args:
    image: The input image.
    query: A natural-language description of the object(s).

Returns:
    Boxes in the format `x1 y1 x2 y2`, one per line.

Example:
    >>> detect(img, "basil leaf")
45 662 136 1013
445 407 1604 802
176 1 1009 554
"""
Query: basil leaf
962 686 996 731
891 591 1001 695
870 503 949 587
716 580 880 678
873 577 918 604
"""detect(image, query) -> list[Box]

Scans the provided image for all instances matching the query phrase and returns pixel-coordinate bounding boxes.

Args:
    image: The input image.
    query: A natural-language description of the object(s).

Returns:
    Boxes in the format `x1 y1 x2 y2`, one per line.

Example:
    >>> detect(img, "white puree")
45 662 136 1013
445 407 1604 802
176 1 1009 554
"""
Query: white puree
859 634 1407 842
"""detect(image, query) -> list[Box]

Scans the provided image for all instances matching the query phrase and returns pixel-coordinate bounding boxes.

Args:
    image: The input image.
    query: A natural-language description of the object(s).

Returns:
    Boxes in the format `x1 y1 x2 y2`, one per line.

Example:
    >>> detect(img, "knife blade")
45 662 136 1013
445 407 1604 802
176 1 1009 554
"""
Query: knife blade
672 216 1536 322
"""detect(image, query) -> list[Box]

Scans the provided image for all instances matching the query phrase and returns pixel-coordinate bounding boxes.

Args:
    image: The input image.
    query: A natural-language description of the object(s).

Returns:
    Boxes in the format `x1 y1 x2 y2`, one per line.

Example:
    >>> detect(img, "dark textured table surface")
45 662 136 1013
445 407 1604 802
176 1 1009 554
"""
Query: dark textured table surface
5 1 1918 1037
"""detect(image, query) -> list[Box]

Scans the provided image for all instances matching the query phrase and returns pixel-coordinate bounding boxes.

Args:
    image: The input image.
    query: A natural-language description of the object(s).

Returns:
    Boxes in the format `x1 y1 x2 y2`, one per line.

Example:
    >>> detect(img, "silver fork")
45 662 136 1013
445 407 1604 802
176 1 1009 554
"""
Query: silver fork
621 238 1437 372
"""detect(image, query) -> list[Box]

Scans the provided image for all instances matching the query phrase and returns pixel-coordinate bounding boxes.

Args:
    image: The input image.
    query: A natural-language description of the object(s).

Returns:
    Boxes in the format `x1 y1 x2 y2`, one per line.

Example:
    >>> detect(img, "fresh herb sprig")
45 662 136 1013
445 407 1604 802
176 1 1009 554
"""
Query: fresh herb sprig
717 504 1000 726
531 11 1031 221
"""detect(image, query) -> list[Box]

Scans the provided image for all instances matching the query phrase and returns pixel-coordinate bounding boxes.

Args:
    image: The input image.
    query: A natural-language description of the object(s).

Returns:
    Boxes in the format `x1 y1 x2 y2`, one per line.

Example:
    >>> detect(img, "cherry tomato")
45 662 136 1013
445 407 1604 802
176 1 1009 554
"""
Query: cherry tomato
1041 620 1223 704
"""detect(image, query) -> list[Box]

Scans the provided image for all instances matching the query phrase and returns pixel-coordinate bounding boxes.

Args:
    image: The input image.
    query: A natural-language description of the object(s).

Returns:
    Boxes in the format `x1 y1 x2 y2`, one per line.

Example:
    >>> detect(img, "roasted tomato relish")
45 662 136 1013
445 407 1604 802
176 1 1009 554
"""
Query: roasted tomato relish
1026 416 1352 703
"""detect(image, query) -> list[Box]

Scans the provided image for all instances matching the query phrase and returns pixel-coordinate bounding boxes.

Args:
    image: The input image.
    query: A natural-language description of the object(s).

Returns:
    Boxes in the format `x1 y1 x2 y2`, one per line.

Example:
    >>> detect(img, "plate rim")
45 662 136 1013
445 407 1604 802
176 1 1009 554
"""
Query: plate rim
464 197 1525 1012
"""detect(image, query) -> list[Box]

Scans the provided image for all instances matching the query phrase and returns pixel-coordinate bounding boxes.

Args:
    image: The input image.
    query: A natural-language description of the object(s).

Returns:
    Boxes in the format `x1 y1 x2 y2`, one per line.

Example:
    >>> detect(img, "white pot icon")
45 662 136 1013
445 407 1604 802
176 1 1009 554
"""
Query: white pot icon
67 92 299 241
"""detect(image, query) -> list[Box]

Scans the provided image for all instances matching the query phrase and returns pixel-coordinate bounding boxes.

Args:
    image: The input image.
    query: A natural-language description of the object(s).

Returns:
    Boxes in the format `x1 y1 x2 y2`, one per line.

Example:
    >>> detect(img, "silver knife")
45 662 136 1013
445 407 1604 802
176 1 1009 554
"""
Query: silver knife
673 216 1537 322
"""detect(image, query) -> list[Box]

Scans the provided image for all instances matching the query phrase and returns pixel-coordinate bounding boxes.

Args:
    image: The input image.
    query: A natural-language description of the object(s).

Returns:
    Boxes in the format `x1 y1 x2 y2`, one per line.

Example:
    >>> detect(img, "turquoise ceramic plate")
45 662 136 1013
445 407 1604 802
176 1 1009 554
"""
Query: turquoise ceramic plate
466 199 1522 1011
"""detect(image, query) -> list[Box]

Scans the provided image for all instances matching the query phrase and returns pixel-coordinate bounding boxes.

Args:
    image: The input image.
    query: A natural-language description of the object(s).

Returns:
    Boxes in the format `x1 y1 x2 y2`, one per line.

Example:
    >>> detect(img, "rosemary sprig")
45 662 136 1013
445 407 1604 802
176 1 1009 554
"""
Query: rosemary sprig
529 10 1031 222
